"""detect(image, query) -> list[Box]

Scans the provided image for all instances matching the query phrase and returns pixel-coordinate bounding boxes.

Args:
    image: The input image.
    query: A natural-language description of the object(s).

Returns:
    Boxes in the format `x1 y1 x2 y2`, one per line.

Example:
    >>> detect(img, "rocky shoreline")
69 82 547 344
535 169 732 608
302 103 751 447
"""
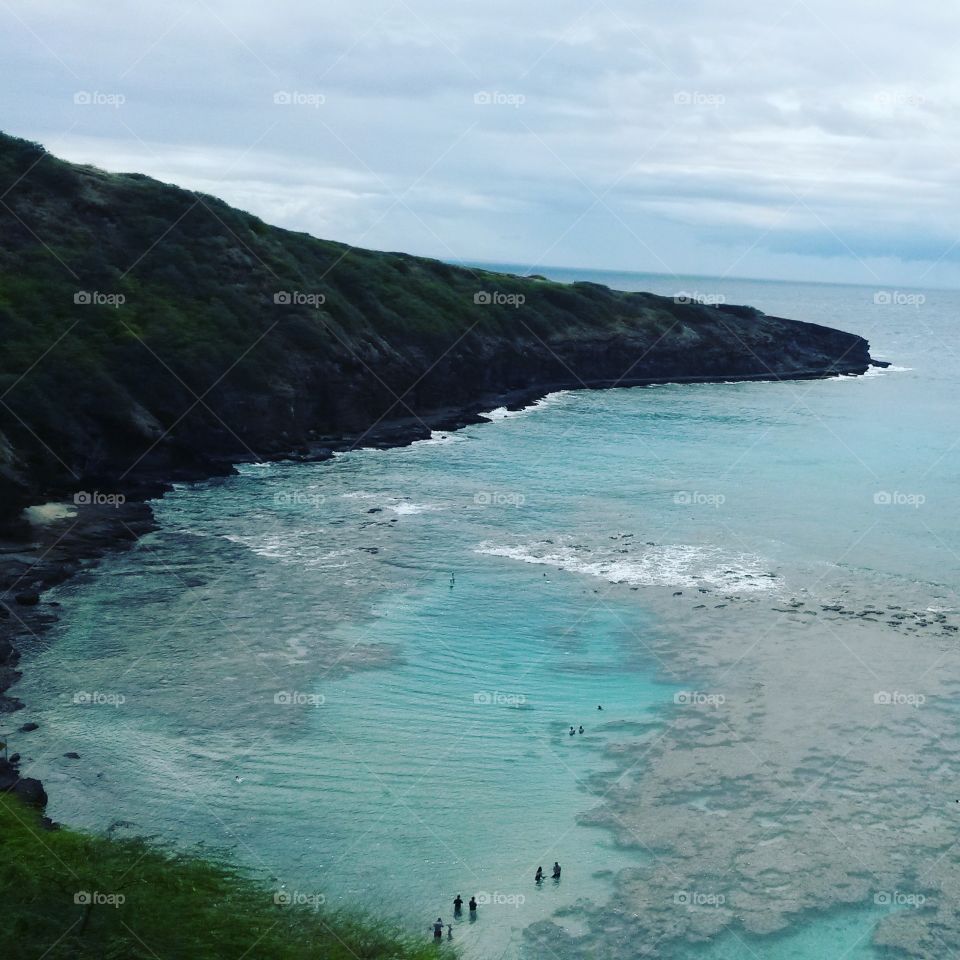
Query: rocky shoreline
0 365 887 819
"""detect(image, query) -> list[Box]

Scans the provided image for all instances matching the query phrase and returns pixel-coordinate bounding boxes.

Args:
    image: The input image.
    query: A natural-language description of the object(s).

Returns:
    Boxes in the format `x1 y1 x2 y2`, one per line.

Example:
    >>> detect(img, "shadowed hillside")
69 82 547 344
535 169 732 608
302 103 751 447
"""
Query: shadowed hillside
0 132 875 520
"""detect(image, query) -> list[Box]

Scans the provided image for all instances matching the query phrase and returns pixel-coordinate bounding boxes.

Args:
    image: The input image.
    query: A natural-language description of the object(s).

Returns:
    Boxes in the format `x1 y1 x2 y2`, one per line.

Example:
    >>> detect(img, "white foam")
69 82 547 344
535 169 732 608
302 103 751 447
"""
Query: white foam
477 540 782 593
480 390 572 421
387 501 435 516
830 365 913 381
414 431 467 446
222 533 353 568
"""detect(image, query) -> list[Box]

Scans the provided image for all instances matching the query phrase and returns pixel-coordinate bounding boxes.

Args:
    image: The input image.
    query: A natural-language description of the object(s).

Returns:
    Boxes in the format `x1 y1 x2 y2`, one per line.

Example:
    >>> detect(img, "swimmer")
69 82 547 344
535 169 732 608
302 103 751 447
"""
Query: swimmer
535 866 544 883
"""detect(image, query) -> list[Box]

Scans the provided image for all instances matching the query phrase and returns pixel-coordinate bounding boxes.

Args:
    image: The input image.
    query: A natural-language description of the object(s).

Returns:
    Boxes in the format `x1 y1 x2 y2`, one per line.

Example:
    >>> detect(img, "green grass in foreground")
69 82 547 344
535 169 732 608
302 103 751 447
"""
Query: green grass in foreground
0 794 454 960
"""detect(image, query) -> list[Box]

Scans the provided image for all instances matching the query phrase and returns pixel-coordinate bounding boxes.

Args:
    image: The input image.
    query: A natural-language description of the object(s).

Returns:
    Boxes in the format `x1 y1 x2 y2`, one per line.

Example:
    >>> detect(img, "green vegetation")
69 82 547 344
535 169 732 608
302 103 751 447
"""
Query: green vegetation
0 794 453 960
0 131 869 517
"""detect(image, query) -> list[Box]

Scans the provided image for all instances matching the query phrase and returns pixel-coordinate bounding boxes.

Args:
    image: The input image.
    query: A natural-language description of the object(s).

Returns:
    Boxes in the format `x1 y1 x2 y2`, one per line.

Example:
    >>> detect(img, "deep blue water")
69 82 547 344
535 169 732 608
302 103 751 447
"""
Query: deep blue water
12 269 960 958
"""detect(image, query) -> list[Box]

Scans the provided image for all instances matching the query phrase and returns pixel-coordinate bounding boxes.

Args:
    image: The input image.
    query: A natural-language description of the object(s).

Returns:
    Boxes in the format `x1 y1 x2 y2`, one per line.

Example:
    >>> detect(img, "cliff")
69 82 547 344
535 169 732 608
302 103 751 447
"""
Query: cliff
0 132 876 522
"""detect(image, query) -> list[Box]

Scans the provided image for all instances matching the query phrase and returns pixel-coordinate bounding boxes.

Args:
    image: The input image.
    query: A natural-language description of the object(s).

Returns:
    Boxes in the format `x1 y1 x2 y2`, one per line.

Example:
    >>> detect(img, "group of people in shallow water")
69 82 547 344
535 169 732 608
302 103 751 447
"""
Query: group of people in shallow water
535 861 562 883
432 895 477 940
569 705 604 737
431 865 563 940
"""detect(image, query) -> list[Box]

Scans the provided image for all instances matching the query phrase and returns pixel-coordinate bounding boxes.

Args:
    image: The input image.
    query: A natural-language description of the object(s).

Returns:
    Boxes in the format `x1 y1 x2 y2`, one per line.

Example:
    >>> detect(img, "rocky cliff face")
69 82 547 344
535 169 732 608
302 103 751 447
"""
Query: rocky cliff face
0 133 875 524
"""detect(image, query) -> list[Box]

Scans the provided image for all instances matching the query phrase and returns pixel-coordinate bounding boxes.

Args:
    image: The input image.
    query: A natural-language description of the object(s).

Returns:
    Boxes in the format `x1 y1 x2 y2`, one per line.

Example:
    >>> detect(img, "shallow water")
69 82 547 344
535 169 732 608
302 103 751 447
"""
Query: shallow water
12 270 960 958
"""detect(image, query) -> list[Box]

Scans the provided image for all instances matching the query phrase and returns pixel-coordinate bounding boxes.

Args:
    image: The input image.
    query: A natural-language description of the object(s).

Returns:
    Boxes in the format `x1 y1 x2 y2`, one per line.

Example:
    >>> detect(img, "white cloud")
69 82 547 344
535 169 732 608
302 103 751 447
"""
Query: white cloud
4 0 960 285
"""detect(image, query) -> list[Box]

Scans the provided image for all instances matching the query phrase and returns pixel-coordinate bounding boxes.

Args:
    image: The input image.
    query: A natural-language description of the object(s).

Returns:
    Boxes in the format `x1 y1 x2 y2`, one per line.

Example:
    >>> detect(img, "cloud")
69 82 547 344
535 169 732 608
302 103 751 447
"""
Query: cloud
3 0 960 285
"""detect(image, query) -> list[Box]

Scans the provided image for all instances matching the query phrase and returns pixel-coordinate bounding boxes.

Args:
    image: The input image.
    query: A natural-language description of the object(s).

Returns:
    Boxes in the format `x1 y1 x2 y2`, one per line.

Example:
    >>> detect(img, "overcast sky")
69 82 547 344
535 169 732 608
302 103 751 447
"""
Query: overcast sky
4 0 959 286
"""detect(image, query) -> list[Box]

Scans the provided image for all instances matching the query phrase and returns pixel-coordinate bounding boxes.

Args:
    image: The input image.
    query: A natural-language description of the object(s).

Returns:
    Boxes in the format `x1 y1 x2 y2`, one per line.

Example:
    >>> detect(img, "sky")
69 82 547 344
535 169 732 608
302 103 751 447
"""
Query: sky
3 0 959 287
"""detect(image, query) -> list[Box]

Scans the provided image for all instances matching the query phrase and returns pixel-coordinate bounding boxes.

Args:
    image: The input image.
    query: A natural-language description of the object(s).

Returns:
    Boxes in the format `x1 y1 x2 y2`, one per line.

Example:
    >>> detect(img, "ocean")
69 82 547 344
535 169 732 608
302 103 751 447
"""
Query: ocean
12 268 960 959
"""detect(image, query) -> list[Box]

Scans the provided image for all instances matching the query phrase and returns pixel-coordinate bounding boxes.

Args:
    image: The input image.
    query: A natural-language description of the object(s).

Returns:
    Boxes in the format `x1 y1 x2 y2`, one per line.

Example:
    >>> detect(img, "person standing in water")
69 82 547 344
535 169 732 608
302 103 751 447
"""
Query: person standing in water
552 861 562 879
535 866 544 883
569 726 575 736
453 894 463 914
469 896 478 915
433 918 444 940
578 725 584 734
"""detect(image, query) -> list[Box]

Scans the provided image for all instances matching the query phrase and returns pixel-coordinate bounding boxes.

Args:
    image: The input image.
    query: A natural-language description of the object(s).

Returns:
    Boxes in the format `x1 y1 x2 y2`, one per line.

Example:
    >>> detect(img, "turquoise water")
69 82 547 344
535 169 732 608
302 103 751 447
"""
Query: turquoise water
12 270 960 958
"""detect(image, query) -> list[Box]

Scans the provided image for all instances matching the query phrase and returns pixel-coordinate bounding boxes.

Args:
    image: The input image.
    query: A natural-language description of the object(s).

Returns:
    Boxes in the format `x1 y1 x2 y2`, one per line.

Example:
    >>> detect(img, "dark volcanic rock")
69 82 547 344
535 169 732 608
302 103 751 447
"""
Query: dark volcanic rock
0 132 878 524
19 721 38 732
0 758 47 809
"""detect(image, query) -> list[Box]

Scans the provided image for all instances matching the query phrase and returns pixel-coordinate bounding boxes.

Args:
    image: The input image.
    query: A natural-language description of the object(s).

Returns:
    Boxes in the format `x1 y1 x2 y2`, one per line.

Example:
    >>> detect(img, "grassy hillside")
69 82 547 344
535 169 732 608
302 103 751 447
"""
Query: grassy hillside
0 132 873 520
0 794 453 960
